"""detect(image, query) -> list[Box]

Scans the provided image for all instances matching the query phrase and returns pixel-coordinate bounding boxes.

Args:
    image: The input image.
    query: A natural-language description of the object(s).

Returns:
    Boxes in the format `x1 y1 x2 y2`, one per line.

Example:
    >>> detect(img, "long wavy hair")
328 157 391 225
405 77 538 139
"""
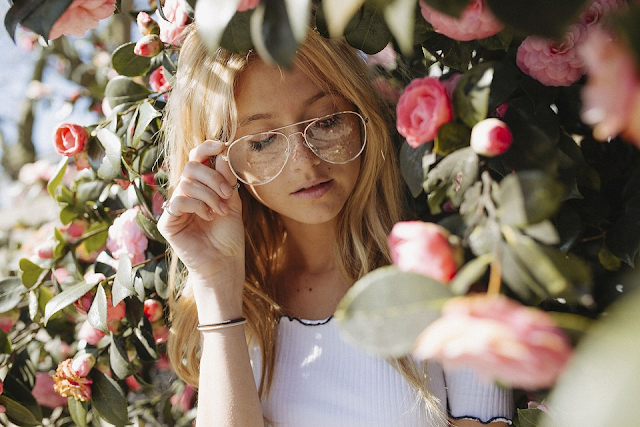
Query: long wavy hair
163 24 446 426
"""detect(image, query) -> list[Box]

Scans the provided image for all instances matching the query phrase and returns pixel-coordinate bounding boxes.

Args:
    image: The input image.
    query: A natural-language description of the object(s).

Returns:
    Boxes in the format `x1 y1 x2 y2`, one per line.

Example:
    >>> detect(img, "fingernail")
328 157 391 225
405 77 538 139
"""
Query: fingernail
219 201 229 215
220 182 232 197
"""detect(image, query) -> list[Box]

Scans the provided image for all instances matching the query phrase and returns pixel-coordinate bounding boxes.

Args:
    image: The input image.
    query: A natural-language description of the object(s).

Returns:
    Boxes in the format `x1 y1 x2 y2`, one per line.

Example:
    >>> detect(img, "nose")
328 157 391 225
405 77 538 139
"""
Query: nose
288 132 320 167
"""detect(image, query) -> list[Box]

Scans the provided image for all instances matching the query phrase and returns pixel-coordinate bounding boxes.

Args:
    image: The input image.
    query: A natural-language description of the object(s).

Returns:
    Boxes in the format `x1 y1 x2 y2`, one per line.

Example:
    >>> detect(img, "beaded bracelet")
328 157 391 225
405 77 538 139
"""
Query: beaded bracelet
196 317 247 332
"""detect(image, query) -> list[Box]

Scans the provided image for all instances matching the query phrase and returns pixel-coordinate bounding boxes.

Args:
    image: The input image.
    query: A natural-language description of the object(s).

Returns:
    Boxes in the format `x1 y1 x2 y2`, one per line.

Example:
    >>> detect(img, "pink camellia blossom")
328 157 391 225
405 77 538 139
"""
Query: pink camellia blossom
579 27 640 147
0 379 4 413
33 372 68 409
579 0 625 29
78 320 106 345
106 206 149 265
134 34 162 57
152 323 170 344
53 358 93 401
136 11 159 36
158 0 188 45
18 159 57 186
516 24 586 87
144 299 164 323
413 294 573 390
125 375 142 392
389 221 462 283
71 353 96 377
149 67 172 93
237 0 260 12
49 0 117 40
53 123 89 157
396 77 453 147
470 118 513 157
35 240 55 259
419 0 504 42
0 308 20 333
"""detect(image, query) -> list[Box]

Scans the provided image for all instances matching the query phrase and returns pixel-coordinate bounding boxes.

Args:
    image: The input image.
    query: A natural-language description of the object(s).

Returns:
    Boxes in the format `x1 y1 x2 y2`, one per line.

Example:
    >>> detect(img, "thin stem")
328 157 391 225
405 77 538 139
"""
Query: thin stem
487 256 502 295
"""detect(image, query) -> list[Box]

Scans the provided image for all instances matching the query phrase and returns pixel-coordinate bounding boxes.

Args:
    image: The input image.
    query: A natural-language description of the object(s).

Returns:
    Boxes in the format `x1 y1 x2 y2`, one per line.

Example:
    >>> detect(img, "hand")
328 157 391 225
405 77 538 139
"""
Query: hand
157 140 244 291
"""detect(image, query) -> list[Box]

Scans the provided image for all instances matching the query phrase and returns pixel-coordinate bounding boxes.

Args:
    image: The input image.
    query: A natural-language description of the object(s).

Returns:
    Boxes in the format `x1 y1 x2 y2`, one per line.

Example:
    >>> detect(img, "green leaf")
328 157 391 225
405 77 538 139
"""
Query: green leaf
319 0 366 37
500 242 548 302
18 258 45 288
420 0 470 17
335 266 453 357
104 76 151 109
486 0 590 39
434 121 471 156
83 221 109 254
611 5 640 71
154 259 170 300
136 210 165 243
423 147 480 208
111 42 152 77
344 4 392 55
88 284 108 332
382 0 415 55
95 128 124 181
453 63 494 128
90 369 129 426
399 142 430 198
605 195 640 267
47 158 67 198
44 280 96 324
220 10 254 54
0 327 13 355
68 397 89 427
542 286 640 427
497 171 565 227
0 277 27 312
517 408 544 427
110 335 135 379
113 256 135 306
4 0 73 40
450 253 493 295
522 220 560 245
133 319 159 361
194 0 239 54
0 395 41 427
131 101 161 149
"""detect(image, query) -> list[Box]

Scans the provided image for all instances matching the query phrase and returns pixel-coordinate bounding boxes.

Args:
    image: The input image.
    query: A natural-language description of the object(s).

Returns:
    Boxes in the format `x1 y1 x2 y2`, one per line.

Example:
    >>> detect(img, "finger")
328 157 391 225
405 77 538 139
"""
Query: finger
215 149 240 190
181 160 235 201
179 175 230 216
161 194 215 222
188 140 225 163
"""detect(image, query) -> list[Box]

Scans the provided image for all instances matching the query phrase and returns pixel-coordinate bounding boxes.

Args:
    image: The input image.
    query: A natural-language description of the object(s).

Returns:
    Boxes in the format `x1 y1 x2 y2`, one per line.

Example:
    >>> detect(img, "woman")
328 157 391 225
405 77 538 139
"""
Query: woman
158 24 512 427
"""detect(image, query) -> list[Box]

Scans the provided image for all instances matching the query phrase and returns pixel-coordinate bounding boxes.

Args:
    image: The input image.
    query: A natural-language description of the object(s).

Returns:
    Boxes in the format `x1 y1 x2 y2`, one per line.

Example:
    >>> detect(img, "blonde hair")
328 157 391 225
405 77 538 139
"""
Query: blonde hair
163 24 446 426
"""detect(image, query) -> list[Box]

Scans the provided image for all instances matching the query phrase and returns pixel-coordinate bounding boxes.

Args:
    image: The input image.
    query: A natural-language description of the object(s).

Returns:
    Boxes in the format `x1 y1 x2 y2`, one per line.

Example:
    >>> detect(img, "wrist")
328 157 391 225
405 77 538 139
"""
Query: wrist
191 279 244 323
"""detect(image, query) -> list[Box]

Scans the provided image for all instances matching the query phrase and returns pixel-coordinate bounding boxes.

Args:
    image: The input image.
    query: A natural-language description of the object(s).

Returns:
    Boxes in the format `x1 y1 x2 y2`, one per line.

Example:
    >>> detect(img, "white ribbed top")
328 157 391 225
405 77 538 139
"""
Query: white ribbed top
249 316 513 427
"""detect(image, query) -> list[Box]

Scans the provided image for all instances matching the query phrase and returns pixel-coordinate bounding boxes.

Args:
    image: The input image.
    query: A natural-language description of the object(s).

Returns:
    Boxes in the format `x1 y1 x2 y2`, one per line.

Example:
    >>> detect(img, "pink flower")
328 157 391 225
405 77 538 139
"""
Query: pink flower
413 294 573 390
136 11 159 36
152 191 166 216
53 123 89 157
0 308 20 333
53 267 70 284
61 219 89 242
18 159 57 186
71 353 96 377
134 34 162 57
158 0 188 45
388 221 462 283
396 77 452 147
49 0 117 40
144 299 163 322
53 359 93 402
579 0 625 29
35 240 55 259
125 375 142 392
152 323 170 344
106 206 149 265
33 372 68 409
579 27 640 146
470 118 513 157
516 24 586 87
419 0 504 41
371 77 401 104
237 0 261 12
171 385 196 412
149 67 172 93
78 320 106 345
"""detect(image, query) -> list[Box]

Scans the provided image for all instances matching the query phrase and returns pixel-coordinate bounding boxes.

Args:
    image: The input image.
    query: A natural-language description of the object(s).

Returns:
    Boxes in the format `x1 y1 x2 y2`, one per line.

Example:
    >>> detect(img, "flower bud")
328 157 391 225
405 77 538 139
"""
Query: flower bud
144 299 163 323
71 353 96 377
134 34 162 57
35 240 55 259
53 123 88 157
0 308 20 333
136 11 159 35
470 118 513 157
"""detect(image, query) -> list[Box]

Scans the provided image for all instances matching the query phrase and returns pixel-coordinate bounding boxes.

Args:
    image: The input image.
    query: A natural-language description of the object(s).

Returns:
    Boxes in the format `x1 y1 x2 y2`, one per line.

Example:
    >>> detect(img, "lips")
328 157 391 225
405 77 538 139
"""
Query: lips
292 179 333 199
294 179 330 193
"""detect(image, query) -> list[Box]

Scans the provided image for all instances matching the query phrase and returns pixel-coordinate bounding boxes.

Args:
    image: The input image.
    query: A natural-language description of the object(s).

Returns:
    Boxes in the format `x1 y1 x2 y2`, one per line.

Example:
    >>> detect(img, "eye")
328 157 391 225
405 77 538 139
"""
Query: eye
313 113 343 129
248 133 277 152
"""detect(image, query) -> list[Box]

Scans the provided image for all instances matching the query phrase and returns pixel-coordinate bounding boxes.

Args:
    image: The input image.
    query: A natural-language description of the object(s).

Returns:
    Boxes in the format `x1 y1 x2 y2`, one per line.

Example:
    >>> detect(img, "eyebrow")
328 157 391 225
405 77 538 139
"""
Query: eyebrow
237 91 331 127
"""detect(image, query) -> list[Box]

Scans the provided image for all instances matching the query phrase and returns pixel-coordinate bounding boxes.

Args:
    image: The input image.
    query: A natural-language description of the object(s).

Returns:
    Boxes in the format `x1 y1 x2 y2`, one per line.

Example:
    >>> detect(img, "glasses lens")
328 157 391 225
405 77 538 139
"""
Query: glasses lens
227 132 288 185
305 112 366 163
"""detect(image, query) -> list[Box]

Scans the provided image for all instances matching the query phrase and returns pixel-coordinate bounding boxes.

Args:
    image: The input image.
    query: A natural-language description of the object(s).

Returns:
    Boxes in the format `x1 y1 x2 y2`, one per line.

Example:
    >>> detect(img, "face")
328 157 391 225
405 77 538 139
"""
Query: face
232 59 362 226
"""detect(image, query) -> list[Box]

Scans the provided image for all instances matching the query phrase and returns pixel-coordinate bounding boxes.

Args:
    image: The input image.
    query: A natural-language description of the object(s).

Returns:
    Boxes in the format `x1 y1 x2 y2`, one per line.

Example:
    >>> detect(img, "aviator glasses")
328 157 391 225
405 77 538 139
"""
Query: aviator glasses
222 111 367 186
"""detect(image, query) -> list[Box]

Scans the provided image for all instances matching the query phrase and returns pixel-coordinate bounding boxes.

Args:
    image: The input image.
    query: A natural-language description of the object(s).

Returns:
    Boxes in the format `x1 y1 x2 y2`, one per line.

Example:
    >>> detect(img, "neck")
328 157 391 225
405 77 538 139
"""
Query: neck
280 217 338 274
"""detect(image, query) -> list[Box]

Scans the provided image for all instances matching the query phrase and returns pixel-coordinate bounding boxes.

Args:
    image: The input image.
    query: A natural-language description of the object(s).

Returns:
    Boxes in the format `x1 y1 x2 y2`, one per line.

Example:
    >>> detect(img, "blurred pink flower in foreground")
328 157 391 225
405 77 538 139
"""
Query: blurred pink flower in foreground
419 0 504 41
18 160 57 186
49 0 117 40
0 308 19 333
389 221 462 283
53 358 93 401
579 0 626 29
470 118 513 157
78 320 106 345
516 24 586 87
137 12 160 36
158 0 189 45
134 34 162 57
106 206 149 265
579 27 640 148
237 0 261 12
413 294 573 390
396 77 452 147
33 372 68 409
